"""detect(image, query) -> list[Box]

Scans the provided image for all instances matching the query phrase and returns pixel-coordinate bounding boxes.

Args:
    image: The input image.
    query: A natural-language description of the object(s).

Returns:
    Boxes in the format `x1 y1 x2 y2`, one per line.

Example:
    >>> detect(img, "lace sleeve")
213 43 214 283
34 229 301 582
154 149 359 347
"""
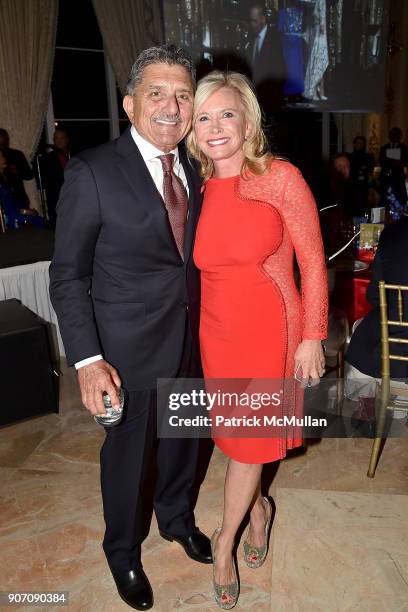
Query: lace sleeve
281 167 328 340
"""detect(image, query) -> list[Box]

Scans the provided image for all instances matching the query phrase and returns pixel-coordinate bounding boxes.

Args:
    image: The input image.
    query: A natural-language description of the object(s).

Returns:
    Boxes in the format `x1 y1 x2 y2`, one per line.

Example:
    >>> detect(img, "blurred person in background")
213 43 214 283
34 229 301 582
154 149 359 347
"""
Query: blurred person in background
42 127 71 228
379 127 408 215
0 128 34 209
304 0 329 101
0 150 41 228
318 154 358 257
348 135 374 214
345 217 408 402
246 3 286 112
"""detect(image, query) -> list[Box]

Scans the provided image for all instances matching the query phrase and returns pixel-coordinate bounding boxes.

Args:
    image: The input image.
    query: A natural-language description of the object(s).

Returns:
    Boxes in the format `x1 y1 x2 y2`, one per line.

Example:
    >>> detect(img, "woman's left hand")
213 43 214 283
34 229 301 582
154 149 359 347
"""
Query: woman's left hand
294 339 325 387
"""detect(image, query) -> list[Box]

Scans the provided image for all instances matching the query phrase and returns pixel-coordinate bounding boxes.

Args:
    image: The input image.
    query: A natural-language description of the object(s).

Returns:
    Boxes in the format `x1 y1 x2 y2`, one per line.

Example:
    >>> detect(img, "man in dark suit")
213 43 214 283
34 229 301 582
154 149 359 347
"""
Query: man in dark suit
49 45 211 611
246 3 287 112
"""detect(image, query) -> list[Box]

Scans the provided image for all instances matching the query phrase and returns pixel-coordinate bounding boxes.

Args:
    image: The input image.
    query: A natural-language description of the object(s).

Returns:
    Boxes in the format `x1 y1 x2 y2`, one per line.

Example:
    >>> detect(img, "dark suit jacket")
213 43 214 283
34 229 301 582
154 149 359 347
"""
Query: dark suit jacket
379 143 408 206
247 26 287 111
49 128 202 390
346 218 408 378
379 143 408 169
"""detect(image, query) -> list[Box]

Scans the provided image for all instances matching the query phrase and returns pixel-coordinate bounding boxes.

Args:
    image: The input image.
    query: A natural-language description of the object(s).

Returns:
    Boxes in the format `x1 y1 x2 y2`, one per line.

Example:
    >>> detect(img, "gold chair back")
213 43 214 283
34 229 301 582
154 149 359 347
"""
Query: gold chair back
368 281 408 477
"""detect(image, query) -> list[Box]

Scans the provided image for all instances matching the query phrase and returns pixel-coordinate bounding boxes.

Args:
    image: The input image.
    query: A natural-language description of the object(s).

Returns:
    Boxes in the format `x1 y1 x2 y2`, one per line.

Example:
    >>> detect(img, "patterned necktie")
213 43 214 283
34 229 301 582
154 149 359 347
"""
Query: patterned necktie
157 153 188 259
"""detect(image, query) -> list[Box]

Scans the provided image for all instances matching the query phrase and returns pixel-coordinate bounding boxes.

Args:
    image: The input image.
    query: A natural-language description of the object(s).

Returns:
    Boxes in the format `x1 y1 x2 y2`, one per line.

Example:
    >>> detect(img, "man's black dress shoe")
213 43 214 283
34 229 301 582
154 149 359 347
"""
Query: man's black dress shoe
160 527 213 564
112 568 153 610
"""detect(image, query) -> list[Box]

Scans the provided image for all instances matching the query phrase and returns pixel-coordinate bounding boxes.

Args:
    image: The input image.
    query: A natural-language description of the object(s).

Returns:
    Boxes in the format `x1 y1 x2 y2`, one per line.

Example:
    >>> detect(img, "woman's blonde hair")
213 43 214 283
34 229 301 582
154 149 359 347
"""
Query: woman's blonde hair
187 70 273 181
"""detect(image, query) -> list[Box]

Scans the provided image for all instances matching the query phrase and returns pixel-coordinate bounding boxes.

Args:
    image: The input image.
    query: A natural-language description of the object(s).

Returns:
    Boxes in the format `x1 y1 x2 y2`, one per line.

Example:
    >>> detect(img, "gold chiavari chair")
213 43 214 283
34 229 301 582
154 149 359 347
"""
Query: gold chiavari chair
367 281 408 478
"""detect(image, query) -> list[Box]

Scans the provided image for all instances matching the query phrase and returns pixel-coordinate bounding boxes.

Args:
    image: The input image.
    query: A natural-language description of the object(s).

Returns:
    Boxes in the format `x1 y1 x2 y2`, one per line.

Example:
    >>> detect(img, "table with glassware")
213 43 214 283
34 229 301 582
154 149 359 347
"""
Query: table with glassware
330 220 384 329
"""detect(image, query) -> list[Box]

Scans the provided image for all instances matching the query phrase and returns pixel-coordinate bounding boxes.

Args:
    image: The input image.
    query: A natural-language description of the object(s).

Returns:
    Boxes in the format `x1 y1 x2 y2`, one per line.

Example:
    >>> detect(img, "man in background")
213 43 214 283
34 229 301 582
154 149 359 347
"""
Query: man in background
379 127 408 210
246 3 286 112
42 127 71 228
349 135 374 216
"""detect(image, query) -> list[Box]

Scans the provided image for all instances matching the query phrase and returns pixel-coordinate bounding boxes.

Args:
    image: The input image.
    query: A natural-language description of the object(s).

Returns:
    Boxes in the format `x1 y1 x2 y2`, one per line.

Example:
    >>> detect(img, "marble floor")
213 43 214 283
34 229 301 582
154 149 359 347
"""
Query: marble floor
1 364 408 611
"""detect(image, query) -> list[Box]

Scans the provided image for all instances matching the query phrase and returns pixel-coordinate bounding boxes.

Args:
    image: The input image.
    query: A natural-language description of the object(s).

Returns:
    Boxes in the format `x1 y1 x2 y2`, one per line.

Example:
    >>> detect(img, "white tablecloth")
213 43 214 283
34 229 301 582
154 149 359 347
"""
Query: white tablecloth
0 260 65 356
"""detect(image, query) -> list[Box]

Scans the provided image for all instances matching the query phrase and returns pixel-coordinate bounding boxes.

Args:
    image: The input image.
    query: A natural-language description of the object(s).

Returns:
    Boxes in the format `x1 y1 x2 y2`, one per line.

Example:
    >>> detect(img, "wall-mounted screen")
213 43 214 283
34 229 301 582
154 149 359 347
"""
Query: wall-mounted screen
163 0 390 113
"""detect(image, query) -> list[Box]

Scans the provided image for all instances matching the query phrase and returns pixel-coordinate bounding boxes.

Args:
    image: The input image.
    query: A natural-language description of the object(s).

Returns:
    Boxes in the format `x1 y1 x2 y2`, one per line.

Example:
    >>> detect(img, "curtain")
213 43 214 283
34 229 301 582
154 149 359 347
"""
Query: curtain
92 0 164 96
0 0 58 211
0 0 58 160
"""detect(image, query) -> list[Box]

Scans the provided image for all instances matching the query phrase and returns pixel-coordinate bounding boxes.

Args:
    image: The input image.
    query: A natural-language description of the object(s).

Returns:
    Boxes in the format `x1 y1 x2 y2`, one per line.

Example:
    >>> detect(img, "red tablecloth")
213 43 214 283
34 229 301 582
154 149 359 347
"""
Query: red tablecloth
331 267 372 327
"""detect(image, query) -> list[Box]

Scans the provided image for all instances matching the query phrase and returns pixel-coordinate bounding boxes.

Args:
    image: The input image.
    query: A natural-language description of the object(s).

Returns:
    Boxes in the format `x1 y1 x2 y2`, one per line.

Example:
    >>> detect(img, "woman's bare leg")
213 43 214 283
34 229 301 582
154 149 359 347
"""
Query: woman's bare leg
214 459 263 585
247 481 269 548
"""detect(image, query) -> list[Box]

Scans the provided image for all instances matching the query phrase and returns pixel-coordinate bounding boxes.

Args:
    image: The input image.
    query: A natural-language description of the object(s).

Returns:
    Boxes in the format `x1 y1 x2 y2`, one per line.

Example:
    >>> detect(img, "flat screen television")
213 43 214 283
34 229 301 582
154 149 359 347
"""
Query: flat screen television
162 0 390 113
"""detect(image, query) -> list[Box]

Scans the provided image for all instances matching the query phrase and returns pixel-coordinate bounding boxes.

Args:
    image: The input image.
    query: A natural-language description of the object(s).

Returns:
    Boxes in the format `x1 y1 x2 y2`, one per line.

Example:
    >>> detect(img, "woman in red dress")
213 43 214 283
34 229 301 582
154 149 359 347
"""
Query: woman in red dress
188 71 328 609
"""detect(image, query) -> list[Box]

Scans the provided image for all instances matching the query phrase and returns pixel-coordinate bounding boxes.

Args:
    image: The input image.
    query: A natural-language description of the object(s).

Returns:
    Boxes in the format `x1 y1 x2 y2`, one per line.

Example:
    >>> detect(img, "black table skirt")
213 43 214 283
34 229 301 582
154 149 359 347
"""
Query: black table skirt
0 226 55 269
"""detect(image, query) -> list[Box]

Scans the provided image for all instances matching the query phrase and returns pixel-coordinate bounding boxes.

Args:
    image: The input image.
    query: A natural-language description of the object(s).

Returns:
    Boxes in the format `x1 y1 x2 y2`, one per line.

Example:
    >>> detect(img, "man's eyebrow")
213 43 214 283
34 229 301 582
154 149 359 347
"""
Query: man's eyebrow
146 85 192 91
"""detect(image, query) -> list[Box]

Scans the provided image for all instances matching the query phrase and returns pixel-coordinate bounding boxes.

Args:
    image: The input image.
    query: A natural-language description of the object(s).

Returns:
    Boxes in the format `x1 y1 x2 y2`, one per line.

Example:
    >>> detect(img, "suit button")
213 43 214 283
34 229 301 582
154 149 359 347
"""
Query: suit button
179 301 189 310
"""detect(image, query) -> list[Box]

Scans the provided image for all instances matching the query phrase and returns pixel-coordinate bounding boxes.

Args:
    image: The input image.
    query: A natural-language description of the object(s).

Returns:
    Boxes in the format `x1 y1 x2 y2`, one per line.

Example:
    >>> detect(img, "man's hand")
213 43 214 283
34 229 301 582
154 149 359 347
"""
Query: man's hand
77 360 122 415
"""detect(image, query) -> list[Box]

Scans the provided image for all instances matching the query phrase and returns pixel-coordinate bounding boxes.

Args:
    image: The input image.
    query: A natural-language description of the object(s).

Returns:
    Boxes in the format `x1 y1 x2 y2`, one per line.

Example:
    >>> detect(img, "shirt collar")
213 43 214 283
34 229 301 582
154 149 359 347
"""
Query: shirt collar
130 125 179 165
258 24 268 46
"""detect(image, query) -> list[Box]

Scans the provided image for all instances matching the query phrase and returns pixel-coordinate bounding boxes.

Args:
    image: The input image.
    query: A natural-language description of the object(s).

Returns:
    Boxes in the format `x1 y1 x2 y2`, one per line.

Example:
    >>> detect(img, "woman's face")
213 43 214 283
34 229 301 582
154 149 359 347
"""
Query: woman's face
194 87 251 171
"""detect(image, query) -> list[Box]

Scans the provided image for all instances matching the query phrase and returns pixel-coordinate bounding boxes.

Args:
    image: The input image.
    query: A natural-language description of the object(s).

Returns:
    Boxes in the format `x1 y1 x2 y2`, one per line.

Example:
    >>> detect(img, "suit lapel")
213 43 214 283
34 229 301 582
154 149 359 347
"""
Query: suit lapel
115 128 165 217
115 128 202 264
179 144 202 265
115 128 183 257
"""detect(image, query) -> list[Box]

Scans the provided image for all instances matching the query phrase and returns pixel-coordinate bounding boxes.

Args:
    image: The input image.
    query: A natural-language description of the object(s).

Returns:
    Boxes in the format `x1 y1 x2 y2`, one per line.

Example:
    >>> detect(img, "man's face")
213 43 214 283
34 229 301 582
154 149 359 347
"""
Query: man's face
389 128 401 144
53 130 69 152
354 138 365 152
123 63 194 152
334 156 350 179
249 8 266 35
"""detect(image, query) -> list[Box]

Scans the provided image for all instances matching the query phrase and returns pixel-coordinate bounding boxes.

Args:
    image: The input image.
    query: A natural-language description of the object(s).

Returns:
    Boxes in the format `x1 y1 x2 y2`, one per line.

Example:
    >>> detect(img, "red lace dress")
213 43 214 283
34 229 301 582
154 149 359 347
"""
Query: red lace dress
193 160 328 463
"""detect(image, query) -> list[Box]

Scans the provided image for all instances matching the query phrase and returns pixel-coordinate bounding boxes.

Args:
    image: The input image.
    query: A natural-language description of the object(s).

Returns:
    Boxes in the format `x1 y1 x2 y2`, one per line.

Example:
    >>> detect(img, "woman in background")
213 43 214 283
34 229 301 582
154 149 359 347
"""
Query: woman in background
0 150 42 228
188 71 328 609
304 0 329 101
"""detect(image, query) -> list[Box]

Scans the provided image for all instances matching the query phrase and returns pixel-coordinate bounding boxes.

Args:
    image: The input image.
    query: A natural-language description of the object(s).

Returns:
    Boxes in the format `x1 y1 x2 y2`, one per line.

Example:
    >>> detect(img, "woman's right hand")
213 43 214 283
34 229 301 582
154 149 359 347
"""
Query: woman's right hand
294 339 325 387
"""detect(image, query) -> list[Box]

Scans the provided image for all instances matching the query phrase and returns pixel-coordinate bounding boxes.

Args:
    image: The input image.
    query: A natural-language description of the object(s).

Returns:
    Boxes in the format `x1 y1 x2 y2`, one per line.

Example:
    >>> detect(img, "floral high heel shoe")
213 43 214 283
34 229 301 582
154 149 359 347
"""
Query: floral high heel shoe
243 496 273 569
211 528 239 610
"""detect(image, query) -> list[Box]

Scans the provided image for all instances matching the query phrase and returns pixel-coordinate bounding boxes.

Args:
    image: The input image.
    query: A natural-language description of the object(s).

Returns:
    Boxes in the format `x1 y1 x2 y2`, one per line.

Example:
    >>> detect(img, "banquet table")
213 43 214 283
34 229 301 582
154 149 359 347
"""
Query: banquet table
0 227 64 356
331 263 372 328
0 226 54 269
0 260 64 356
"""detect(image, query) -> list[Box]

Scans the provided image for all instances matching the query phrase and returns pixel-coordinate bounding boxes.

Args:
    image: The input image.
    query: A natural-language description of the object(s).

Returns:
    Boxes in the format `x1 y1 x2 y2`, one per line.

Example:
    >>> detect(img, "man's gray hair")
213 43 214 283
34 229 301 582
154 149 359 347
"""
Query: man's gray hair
126 44 196 95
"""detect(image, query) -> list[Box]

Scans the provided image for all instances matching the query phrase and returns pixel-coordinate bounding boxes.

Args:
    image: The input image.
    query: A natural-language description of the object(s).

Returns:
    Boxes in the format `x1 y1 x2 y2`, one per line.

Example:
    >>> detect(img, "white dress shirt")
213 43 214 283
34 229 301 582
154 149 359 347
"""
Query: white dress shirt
252 24 268 65
75 126 189 370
